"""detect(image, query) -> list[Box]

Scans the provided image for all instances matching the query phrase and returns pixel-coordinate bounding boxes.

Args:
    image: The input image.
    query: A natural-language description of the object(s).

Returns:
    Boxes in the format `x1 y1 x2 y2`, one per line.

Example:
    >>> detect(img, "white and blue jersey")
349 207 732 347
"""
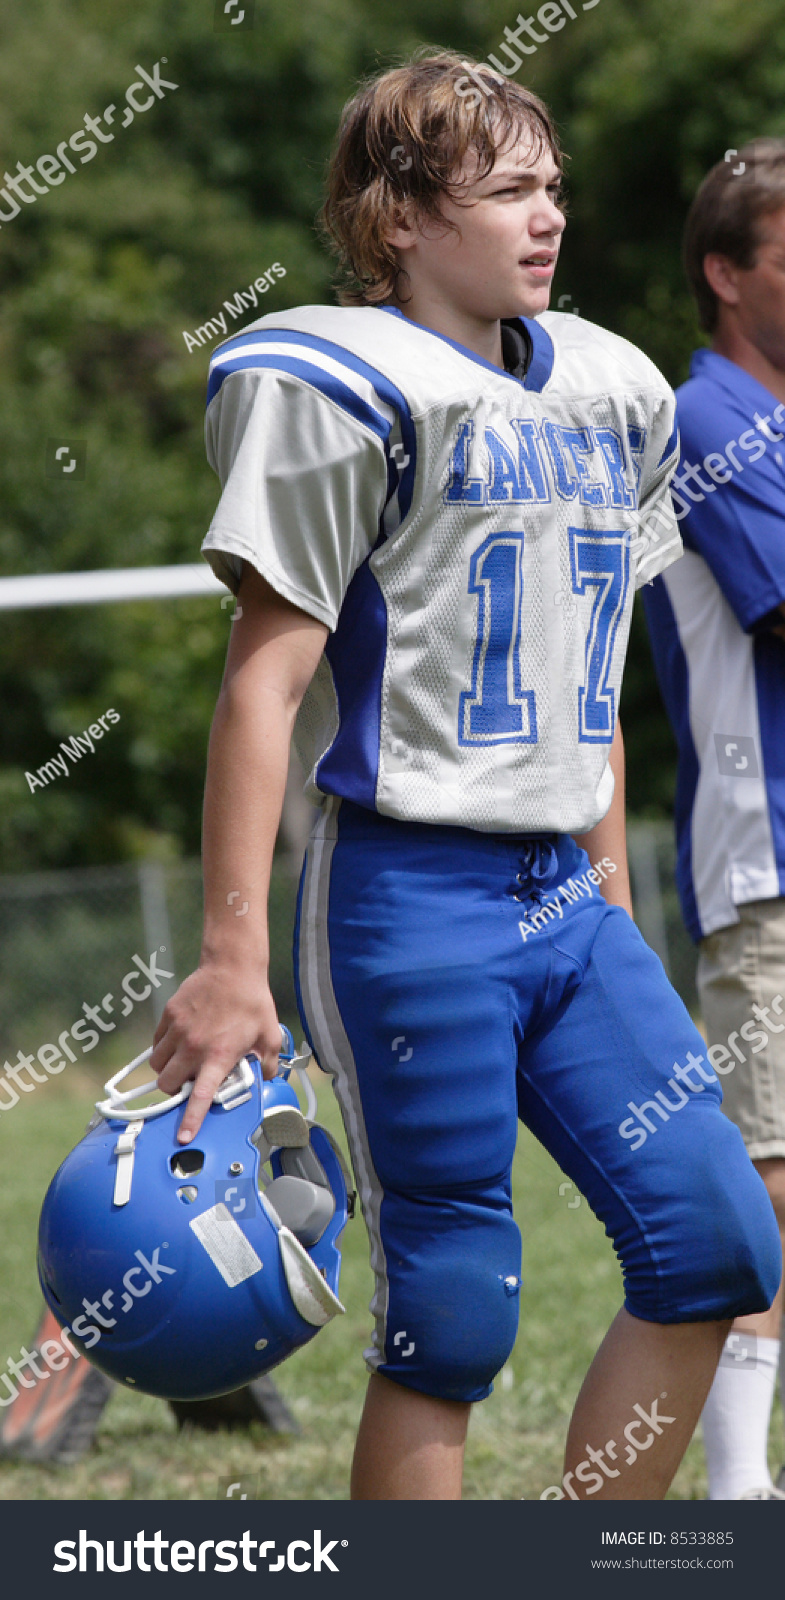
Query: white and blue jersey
643 349 785 942
202 304 680 836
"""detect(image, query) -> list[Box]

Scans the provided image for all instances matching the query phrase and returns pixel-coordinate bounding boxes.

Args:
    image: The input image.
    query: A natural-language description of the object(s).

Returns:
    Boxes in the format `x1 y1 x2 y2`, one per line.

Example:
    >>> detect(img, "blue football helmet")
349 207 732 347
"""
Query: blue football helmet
37 1029 354 1401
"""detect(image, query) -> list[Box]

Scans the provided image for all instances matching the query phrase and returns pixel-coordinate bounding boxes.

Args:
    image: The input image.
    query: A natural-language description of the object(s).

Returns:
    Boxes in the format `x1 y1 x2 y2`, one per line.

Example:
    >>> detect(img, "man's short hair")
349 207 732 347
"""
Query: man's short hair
684 139 785 332
320 49 563 307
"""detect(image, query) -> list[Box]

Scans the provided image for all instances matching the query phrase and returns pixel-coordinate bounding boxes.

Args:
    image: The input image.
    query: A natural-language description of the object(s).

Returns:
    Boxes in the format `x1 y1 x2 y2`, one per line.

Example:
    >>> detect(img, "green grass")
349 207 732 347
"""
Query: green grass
0 1064 781 1501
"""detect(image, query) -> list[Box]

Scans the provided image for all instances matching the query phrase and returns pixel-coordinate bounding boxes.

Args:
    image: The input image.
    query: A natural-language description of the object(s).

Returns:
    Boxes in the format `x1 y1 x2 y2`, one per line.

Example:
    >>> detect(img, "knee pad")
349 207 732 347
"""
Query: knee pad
370 1200 522 1403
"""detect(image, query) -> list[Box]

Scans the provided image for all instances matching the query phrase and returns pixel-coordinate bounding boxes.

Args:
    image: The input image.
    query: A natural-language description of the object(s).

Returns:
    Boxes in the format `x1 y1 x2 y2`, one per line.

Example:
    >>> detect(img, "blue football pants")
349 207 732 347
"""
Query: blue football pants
295 799 782 1403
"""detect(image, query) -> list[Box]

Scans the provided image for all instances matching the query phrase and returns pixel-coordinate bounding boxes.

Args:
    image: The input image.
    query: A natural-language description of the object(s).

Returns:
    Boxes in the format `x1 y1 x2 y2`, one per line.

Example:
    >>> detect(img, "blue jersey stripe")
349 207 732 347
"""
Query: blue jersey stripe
656 421 679 470
209 325 407 407
316 545 388 808
753 634 785 901
207 331 417 523
206 351 390 436
642 577 703 941
523 318 555 393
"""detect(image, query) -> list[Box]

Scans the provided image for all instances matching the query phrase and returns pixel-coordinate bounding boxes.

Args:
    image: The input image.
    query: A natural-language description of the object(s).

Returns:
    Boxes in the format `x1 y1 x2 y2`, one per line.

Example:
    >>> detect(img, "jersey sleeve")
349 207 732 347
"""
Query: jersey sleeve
201 366 389 629
630 386 682 590
675 425 785 632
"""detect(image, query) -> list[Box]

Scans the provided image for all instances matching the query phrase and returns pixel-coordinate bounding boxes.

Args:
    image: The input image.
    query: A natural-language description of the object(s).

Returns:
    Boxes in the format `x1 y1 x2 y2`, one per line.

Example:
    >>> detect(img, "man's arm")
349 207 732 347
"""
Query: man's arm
572 718 633 915
151 562 328 1143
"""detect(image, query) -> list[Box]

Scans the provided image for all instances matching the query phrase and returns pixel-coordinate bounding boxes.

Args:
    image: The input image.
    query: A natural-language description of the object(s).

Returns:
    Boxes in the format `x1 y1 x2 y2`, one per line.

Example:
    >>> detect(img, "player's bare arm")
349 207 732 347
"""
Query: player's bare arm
573 719 633 915
151 563 328 1143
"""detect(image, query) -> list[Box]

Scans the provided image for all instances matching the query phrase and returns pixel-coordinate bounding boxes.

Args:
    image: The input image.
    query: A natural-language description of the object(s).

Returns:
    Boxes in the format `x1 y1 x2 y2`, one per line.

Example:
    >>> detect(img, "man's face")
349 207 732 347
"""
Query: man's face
730 206 785 369
398 131 566 323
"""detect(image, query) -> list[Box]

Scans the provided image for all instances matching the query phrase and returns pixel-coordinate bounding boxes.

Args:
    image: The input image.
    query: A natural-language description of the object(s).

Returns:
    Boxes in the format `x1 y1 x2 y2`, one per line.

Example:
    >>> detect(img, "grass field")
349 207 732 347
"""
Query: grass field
0 1056 781 1502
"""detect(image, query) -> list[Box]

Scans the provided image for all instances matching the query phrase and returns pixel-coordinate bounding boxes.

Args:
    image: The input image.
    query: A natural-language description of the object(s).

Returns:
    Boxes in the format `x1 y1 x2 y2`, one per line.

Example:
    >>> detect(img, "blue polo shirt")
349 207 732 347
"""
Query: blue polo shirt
643 348 785 941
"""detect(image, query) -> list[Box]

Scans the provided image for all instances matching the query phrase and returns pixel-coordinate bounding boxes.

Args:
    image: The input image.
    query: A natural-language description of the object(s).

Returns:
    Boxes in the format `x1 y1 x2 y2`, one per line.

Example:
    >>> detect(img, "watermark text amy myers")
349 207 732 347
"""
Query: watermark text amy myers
183 264 287 354
26 707 120 794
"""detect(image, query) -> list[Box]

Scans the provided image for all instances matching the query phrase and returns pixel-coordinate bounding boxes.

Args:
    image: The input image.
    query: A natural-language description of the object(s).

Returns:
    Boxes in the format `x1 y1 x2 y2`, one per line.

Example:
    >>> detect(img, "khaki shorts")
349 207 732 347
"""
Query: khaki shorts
697 897 785 1162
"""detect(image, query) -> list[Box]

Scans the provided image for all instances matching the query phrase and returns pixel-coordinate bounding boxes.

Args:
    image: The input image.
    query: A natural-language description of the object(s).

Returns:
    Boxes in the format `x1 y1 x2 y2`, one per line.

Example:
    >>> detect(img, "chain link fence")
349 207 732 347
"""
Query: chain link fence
0 822 698 1076
0 855 301 1074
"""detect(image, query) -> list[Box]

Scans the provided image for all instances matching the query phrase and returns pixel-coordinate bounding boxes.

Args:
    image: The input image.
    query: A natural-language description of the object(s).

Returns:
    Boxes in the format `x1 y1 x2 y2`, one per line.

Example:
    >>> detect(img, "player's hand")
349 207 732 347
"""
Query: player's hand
150 960 283 1144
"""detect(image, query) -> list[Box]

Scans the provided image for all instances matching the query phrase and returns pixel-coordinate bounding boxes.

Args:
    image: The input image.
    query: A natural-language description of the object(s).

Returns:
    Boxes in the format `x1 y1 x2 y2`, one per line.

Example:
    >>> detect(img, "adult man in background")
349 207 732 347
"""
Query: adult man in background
644 138 785 1500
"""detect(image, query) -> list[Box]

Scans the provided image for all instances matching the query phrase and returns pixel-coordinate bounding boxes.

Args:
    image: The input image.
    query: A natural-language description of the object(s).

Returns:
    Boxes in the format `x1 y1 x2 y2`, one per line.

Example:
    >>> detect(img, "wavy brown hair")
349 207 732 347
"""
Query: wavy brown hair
319 49 564 306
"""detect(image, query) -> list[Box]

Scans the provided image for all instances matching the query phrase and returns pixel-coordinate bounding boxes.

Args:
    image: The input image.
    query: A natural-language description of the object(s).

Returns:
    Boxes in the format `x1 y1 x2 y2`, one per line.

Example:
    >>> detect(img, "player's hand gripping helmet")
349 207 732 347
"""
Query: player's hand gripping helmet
37 1029 354 1401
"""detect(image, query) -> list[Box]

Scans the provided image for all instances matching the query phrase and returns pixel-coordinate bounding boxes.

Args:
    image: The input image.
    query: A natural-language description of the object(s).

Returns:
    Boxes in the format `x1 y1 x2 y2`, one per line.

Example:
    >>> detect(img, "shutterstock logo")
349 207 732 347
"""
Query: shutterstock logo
715 733 759 778
213 0 256 28
53 1527 346 1573
46 439 87 479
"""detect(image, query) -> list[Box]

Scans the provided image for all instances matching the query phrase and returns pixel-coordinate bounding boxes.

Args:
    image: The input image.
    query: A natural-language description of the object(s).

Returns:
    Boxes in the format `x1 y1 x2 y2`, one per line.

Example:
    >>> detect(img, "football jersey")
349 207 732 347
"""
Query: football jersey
202 304 681 834
643 348 785 941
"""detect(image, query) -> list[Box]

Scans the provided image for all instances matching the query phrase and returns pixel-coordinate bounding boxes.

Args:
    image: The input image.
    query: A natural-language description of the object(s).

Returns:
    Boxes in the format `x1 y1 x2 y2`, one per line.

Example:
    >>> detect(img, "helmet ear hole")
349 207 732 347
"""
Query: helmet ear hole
170 1150 204 1179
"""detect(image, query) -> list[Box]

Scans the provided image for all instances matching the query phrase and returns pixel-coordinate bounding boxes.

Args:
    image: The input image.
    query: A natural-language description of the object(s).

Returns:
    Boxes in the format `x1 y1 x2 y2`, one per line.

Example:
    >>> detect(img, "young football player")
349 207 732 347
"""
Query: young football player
150 53 781 1499
644 140 785 1500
